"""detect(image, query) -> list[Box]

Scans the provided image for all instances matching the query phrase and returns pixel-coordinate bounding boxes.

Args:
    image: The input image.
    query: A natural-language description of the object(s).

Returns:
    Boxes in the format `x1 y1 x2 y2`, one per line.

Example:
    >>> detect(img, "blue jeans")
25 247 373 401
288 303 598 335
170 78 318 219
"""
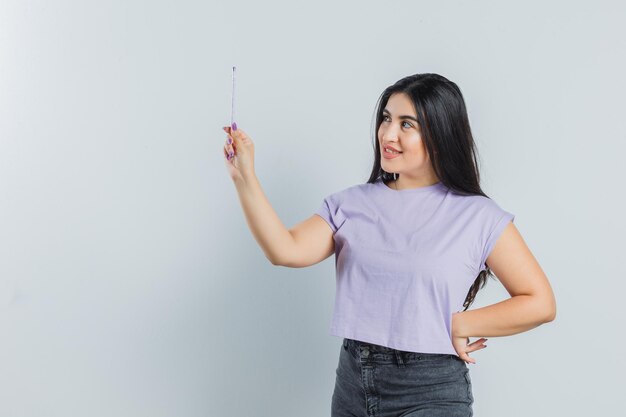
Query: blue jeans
331 338 474 417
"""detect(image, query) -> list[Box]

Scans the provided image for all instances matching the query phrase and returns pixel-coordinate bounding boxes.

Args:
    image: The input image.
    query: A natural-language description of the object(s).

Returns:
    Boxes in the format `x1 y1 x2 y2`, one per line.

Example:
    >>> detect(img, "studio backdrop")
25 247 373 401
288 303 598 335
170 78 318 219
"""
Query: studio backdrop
1 0 624 416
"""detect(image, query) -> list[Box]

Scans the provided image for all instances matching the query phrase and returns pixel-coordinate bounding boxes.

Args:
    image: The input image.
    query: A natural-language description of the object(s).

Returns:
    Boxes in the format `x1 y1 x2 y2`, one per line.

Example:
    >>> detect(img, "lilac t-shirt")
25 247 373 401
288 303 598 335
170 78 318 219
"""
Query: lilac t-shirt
315 179 515 355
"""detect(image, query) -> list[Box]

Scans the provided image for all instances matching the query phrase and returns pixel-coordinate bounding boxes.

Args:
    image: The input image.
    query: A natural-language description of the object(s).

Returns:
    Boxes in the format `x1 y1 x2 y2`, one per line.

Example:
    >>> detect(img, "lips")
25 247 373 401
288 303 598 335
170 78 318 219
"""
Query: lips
383 147 402 159
383 144 402 153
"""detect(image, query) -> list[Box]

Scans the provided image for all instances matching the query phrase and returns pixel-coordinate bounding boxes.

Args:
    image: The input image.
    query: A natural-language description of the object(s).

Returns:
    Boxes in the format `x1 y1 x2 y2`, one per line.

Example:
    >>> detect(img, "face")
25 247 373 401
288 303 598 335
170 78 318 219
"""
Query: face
378 92 437 184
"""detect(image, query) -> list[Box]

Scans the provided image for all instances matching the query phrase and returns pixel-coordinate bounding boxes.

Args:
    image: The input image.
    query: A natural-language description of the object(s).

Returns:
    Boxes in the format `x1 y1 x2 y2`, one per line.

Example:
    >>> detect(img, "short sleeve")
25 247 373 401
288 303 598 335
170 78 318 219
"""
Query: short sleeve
315 195 338 233
479 207 515 272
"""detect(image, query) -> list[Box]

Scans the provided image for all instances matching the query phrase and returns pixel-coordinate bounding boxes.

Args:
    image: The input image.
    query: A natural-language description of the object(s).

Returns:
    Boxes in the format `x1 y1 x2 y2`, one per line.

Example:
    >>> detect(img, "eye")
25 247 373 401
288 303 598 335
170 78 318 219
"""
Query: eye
382 115 413 129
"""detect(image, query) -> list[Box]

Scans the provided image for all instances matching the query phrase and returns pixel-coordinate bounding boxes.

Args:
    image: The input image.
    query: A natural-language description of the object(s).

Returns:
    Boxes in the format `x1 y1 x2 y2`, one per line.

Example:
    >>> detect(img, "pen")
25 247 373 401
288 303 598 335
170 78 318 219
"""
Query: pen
231 65 236 128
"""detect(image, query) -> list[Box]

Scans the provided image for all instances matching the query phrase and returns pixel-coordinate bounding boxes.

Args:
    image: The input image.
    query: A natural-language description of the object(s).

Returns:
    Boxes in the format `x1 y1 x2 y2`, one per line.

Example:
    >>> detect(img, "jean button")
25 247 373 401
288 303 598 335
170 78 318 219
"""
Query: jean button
362 348 370 357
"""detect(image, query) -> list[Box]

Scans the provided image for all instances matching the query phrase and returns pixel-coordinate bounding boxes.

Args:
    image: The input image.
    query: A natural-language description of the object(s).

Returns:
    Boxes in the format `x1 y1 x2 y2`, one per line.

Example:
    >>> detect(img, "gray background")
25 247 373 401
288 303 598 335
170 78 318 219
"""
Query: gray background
1 0 624 415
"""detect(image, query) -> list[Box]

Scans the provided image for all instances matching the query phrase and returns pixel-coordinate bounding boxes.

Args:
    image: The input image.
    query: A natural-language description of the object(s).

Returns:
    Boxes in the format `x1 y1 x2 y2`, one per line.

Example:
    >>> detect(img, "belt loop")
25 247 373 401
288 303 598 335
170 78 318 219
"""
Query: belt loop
343 338 349 350
395 349 405 368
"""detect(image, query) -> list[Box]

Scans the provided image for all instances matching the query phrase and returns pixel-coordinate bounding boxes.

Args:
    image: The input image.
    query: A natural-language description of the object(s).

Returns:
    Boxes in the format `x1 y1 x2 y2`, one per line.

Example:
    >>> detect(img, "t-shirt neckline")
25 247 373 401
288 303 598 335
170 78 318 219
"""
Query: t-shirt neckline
377 178 446 193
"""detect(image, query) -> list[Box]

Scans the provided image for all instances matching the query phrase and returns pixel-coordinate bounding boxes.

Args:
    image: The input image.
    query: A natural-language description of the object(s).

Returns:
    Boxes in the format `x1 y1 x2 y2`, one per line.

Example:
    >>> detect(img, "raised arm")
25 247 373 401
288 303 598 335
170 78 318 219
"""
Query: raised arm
233 173 334 267
223 125 334 268
283 214 334 268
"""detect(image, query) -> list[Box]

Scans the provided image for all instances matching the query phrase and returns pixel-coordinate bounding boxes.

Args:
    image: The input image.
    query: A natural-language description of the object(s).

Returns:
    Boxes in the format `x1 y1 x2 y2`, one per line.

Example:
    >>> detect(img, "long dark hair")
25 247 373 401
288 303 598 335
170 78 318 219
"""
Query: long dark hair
367 73 493 311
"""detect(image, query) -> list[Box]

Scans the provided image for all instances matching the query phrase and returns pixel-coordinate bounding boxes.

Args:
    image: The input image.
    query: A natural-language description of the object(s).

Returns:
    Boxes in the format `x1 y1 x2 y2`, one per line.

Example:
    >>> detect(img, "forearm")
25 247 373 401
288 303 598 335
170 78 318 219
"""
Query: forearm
233 173 294 265
452 295 555 338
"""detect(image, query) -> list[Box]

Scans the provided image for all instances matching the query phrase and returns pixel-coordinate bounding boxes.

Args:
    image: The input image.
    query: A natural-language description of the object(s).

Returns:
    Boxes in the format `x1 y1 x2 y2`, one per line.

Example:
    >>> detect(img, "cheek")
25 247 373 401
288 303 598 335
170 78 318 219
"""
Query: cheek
404 146 428 160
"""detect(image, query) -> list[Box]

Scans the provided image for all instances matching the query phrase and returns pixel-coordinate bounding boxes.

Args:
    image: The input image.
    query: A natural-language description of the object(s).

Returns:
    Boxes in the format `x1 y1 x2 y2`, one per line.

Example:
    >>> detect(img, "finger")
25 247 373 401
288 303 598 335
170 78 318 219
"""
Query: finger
461 353 476 364
229 124 246 145
225 145 233 160
466 344 487 353
229 129 239 145
468 340 488 352
225 137 236 154
223 143 234 160
224 129 238 147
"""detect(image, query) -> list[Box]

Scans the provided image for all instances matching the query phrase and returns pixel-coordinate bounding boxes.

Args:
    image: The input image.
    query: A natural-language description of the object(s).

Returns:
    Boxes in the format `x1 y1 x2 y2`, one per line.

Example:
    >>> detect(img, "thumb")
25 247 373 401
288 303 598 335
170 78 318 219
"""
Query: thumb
229 123 251 148
460 352 476 364
230 122 242 144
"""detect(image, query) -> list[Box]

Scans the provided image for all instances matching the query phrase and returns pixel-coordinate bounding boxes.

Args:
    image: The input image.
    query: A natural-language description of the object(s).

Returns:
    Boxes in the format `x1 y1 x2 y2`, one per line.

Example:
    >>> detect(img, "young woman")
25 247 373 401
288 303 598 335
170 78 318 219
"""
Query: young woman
221 73 556 417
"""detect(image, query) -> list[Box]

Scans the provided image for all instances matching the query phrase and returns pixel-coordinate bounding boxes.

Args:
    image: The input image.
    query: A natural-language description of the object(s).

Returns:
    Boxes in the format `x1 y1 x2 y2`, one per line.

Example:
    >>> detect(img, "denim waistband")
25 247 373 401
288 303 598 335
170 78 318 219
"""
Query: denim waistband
343 338 457 361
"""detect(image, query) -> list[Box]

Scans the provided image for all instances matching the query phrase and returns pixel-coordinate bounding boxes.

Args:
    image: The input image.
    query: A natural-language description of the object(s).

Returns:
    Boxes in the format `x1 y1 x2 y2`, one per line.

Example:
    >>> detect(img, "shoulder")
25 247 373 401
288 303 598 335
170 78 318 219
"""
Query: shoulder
322 182 377 202
447 191 508 213
469 195 515 231
442 192 515 232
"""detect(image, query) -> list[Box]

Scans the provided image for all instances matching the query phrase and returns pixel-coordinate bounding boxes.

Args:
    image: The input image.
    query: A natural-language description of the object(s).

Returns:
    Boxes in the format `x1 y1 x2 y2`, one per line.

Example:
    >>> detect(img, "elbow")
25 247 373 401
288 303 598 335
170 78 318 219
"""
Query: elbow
543 302 557 323
532 291 556 323
270 256 292 268
546 293 557 322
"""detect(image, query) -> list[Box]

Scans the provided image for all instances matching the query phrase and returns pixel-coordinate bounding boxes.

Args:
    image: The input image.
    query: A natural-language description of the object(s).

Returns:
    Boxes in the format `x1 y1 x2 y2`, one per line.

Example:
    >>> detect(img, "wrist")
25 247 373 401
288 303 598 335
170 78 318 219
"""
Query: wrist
234 171 257 188
452 311 464 338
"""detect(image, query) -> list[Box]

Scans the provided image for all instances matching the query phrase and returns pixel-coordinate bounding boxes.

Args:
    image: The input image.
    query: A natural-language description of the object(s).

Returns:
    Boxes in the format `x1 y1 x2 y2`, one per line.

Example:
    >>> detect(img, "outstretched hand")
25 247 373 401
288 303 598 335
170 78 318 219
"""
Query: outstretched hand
451 312 487 364
222 123 256 182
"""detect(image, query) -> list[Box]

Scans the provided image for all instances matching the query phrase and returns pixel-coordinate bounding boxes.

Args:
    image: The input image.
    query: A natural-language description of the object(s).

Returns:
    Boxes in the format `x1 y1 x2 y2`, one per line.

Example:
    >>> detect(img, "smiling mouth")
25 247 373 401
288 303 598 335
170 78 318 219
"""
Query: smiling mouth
383 148 402 159
383 146 402 154
384 147 401 154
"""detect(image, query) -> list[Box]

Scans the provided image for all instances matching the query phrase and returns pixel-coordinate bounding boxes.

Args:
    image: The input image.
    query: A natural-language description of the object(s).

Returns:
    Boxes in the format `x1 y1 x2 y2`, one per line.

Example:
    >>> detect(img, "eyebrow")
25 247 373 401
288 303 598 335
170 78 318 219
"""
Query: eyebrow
383 109 419 123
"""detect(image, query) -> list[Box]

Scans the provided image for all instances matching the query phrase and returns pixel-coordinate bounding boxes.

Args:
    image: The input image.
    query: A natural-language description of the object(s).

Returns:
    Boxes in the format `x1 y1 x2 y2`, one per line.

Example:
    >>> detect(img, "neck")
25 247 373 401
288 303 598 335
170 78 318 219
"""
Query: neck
392 176 440 190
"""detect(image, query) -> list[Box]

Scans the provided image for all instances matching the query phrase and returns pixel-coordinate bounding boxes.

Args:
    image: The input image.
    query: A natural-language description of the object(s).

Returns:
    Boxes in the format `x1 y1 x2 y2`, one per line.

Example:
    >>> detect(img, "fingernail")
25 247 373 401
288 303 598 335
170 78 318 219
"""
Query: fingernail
231 122 237 131
227 137 232 144
229 151 234 158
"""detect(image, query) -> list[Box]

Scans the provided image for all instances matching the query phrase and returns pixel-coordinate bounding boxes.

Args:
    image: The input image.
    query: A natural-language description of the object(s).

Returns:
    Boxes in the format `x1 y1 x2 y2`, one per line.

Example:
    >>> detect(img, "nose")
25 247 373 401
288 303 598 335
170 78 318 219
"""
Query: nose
380 124 400 142
381 131 400 145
